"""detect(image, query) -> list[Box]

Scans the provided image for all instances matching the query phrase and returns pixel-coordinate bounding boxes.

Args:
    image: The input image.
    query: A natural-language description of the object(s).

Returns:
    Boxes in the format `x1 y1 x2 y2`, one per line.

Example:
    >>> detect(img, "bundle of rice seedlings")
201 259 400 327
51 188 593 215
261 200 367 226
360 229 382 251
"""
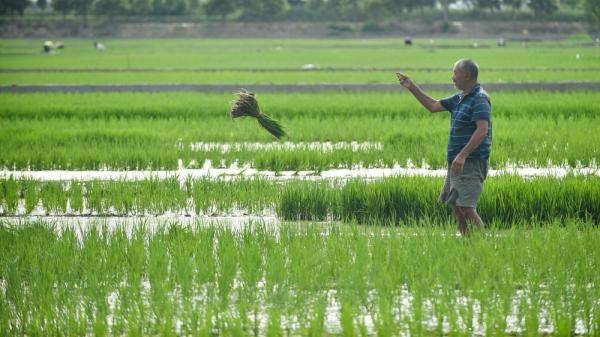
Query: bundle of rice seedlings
230 90 286 139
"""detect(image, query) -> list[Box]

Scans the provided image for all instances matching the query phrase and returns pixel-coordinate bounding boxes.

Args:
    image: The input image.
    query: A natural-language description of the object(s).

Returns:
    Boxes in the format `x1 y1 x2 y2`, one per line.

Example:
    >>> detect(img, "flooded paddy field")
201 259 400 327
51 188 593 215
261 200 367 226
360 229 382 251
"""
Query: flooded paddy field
1 37 599 336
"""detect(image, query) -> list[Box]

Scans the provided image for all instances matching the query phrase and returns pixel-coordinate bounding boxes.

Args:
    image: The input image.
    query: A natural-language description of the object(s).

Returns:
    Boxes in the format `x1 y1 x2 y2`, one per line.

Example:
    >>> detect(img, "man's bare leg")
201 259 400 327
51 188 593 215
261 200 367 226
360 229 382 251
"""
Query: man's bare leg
460 207 484 232
452 204 468 235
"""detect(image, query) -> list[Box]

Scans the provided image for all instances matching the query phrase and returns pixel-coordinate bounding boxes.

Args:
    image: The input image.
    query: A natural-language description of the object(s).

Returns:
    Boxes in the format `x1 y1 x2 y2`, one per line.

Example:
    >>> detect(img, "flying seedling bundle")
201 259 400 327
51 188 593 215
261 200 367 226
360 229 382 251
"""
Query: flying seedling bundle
230 90 286 139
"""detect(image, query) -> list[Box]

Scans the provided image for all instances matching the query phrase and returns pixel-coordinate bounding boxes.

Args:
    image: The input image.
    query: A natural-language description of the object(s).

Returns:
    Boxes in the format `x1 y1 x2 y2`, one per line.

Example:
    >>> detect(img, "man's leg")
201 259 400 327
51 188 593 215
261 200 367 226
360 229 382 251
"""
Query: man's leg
452 204 468 235
459 207 484 231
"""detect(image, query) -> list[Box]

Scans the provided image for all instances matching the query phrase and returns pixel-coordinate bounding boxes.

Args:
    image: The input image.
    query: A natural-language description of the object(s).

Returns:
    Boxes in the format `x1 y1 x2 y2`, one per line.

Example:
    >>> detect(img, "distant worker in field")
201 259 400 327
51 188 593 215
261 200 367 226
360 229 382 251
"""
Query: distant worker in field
94 41 105 51
43 41 54 53
396 59 492 236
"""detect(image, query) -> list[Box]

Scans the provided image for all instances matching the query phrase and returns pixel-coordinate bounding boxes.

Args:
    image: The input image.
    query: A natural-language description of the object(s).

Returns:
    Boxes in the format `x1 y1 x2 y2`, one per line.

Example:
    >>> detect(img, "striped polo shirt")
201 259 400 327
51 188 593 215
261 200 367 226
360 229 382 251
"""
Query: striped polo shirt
440 83 492 163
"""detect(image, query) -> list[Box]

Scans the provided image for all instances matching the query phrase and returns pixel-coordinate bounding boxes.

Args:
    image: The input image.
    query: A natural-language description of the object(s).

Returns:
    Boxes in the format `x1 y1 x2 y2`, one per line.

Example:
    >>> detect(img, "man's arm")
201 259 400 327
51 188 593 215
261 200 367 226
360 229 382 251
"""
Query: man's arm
396 72 446 113
451 120 489 175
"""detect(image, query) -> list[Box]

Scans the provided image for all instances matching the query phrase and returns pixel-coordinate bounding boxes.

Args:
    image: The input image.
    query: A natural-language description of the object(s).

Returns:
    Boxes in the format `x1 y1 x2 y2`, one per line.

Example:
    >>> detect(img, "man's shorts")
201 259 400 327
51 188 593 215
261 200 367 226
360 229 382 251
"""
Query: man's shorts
438 158 489 208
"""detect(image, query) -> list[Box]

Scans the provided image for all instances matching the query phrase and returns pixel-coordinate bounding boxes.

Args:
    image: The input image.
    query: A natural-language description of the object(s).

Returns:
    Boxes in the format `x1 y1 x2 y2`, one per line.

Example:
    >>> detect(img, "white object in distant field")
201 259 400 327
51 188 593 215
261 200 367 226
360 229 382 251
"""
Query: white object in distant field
94 41 105 51
43 41 54 53
301 63 319 70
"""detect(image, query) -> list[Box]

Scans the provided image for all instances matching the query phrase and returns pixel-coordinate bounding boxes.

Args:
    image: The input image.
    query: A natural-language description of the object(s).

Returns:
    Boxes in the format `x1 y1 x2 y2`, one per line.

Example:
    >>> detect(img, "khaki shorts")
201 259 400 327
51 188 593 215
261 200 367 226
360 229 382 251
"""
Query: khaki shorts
438 158 489 208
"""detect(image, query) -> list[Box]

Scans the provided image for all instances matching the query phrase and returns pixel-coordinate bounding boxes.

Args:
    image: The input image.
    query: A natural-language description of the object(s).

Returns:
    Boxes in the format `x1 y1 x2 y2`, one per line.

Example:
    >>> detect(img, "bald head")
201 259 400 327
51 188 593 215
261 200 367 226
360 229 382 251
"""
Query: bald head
452 59 479 92
454 59 479 81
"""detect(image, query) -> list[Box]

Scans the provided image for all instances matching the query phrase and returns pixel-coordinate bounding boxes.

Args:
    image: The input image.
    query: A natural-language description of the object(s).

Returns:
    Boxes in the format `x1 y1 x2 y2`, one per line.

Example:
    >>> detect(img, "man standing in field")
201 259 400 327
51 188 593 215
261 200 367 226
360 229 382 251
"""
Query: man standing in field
396 59 492 235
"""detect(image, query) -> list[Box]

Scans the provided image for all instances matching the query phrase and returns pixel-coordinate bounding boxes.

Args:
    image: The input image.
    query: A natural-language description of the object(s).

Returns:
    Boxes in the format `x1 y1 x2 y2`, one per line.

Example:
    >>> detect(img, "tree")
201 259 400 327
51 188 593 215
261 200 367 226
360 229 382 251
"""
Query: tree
37 0 47 11
73 0 95 26
52 0 74 17
204 0 237 20
94 0 126 20
239 0 285 20
528 0 559 17
503 0 523 12
416 0 435 16
129 0 152 15
152 0 187 15
439 0 457 22
364 0 387 19
325 0 360 19
475 0 501 12
0 0 31 14
586 0 600 23
384 0 406 14
561 0 582 10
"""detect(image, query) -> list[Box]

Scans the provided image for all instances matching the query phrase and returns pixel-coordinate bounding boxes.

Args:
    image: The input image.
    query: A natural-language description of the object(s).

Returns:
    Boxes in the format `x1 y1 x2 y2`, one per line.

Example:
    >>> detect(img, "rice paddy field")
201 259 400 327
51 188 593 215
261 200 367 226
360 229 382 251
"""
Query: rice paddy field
1 37 599 336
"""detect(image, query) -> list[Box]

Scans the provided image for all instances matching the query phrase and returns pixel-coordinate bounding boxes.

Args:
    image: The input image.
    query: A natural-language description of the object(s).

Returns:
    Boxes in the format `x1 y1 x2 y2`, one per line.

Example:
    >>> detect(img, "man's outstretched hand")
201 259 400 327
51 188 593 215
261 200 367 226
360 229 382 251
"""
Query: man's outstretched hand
396 72 414 89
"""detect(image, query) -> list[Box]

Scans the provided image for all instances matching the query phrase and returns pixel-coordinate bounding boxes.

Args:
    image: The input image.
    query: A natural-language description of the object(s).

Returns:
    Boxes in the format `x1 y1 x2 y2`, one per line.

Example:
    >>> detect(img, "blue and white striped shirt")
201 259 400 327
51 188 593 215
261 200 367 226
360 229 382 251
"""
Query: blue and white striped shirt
440 83 492 163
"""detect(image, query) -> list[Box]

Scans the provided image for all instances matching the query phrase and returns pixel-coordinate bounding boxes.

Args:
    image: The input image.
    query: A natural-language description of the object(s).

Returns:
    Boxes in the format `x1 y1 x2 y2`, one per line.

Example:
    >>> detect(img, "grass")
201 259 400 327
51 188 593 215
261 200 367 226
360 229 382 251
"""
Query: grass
1 91 600 170
1 36 598 337
1 38 599 70
0 177 279 216
1 38 599 85
0 221 598 336
3 69 600 85
1 175 599 224
279 175 600 224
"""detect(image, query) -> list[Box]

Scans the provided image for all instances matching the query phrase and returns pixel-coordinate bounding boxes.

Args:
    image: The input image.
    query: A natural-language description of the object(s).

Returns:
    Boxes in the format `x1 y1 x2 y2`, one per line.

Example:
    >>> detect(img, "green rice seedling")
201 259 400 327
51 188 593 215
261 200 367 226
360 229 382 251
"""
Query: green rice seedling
265 308 283 337
3 90 600 170
216 230 238 325
85 181 105 214
237 228 265 335
105 180 134 214
39 181 67 214
5 68 600 86
193 225 217 293
147 229 176 336
2 38 600 71
67 181 84 214
0 176 19 215
21 179 40 214
304 297 327 336
230 90 285 139
3 174 600 223
277 181 336 221
1 220 599 336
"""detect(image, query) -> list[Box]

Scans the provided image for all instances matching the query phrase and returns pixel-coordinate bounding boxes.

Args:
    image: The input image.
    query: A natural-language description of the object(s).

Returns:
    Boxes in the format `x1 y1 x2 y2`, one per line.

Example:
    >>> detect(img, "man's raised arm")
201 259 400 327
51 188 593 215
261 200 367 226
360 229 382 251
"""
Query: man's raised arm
396 72 446 113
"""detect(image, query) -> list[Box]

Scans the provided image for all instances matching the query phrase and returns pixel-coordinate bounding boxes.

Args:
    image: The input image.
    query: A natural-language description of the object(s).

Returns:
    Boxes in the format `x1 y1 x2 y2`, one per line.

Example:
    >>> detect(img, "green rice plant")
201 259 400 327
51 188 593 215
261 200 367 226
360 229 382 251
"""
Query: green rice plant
22 179 40 214
106 180 135 214
2 91 600 171
0 176 19 215
230 90 286 139
0 221 599 336
3 175 600 224
85 181 105 214
39 181 67 214
277 175 600 224
277 181 337 221
2 38 599 70
67 181 84 214
214 230 239 332
4 69 600 86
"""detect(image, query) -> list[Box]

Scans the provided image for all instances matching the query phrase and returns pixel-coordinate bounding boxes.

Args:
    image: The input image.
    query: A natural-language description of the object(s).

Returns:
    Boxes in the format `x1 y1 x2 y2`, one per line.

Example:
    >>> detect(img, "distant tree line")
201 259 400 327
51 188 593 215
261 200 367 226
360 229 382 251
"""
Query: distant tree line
1 0 599 25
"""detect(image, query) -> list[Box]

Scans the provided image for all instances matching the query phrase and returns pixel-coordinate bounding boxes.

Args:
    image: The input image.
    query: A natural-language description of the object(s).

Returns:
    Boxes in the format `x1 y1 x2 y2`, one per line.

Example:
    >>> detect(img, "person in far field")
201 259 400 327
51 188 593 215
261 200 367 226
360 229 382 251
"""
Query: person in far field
396 59 492 236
